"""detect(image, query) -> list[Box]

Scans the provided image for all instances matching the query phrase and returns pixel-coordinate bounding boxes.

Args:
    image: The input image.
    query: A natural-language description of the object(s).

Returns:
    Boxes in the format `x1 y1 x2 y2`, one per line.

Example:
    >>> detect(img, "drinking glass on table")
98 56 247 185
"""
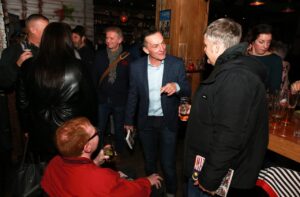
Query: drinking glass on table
293 110 300 137
269 90 286 131
281 90 299 127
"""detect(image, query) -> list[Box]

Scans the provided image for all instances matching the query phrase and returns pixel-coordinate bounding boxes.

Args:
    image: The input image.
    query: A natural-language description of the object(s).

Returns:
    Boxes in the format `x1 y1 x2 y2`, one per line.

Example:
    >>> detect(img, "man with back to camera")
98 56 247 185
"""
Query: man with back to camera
184 18 268 197
124 30 191 197
0 14 49 89
0 14 49 131
41 117 162 197
0 14 48 196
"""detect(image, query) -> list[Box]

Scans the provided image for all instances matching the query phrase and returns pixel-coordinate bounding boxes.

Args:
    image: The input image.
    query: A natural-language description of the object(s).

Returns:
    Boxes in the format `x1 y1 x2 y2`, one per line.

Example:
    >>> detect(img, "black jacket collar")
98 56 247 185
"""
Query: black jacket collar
203 42 267 84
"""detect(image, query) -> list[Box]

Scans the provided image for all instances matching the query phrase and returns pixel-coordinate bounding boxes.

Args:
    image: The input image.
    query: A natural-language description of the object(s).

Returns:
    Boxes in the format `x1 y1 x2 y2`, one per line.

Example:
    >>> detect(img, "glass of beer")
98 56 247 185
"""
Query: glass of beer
179 97 190 121
269 90 285 131
103 145 115 162
281 90 299 127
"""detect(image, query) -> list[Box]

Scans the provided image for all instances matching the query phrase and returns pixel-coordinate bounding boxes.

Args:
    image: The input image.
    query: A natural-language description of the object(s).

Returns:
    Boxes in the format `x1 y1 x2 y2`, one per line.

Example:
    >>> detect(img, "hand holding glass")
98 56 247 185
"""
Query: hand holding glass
103 145 116 162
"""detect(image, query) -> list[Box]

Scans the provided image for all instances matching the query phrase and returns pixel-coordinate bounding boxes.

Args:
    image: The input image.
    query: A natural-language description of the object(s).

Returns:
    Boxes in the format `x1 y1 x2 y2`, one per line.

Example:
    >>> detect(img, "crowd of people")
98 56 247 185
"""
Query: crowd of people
0 13 299 197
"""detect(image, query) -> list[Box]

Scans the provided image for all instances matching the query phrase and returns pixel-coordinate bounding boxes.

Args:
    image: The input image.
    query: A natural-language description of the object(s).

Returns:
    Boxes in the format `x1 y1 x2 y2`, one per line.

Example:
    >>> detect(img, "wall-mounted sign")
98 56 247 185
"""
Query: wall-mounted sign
159 9 171 39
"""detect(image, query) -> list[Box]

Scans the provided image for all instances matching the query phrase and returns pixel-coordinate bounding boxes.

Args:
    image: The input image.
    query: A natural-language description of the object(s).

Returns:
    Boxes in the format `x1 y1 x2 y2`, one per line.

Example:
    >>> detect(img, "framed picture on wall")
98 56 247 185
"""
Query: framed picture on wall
159 9 171 39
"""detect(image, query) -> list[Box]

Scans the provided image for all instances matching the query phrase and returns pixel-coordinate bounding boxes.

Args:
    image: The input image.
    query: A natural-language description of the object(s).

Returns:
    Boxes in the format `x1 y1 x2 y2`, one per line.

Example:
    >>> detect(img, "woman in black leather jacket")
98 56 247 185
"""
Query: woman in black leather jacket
17 22 97 161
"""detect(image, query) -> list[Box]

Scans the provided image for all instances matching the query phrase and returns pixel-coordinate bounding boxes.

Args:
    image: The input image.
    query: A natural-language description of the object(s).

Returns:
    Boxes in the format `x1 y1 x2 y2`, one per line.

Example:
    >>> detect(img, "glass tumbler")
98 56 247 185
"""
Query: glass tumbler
293 110 300 137
179 97 190 121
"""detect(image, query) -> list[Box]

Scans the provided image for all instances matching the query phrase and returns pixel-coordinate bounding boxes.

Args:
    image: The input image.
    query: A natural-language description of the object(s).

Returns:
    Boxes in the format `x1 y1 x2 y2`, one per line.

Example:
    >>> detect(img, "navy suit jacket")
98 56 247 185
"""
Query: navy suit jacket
125 55 191 132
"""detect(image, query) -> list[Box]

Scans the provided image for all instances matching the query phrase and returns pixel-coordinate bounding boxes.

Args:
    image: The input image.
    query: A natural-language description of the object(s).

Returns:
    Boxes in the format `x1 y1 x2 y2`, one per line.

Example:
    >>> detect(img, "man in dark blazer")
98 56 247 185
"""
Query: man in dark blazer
125 31 191 197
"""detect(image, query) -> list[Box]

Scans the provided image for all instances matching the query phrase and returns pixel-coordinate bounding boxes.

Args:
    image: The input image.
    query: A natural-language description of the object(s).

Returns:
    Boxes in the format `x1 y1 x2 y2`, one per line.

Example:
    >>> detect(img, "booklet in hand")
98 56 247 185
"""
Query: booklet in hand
192 155 234 197
125 129 135 149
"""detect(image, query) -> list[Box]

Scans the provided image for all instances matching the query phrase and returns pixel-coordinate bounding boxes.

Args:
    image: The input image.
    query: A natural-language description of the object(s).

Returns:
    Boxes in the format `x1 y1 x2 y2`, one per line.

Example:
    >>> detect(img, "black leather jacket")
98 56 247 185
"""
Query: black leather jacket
18 58 97 158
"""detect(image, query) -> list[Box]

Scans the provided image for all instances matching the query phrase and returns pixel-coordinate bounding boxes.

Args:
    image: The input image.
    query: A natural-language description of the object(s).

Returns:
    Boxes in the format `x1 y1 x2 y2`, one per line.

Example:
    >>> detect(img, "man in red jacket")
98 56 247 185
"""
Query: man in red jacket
41 117 162 197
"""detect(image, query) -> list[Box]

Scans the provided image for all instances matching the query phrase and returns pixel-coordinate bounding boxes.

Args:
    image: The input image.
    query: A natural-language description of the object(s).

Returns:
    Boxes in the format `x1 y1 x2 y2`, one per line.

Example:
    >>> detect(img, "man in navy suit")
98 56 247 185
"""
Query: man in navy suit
125 31 191 196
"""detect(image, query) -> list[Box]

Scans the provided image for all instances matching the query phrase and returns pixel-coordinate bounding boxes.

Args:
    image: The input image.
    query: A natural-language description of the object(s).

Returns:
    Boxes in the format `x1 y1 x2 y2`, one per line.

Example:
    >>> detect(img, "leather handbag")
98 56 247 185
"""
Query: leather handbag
13 137 47 197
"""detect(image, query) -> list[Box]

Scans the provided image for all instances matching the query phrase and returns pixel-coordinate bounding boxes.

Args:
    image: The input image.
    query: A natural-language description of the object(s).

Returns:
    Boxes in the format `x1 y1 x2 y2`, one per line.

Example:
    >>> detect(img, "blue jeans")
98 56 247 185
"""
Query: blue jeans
139 116 177 194
98 103 125 153
187 178 212 197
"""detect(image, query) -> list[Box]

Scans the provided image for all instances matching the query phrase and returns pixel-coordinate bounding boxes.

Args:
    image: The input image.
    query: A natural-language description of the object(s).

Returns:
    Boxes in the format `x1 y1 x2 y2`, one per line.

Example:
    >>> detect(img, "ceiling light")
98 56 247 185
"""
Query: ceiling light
249 0 265 6
281 6 295 13
281 0 296 13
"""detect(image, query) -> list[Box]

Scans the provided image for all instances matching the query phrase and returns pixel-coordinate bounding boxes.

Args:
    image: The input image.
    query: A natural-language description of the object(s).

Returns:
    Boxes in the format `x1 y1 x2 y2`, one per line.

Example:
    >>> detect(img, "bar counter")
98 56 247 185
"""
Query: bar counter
268 123 300 163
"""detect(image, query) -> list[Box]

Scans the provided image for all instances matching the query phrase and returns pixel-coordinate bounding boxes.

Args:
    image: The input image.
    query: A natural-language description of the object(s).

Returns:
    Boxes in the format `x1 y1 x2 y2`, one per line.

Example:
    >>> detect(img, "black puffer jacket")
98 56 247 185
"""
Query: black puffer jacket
184 42 269 190
18 58 97 159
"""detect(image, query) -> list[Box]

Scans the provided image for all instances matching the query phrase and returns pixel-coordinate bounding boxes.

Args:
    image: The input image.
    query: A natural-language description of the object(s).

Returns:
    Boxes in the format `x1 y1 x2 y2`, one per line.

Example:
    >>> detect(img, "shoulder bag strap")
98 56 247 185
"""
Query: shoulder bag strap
98 51 130 86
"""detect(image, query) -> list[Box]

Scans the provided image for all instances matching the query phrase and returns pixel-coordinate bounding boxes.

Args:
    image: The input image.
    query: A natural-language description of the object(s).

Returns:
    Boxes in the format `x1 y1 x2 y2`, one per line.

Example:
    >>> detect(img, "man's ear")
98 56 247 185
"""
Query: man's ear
143 46 149 54
118 37 124 45
83 142 92 153
213 42 220 54
214 42 226 57
29 26 36 35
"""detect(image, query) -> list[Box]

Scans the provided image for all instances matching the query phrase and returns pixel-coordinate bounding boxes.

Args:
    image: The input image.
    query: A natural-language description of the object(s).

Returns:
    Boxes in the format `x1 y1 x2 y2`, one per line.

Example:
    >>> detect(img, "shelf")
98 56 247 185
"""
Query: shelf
94 7 155 44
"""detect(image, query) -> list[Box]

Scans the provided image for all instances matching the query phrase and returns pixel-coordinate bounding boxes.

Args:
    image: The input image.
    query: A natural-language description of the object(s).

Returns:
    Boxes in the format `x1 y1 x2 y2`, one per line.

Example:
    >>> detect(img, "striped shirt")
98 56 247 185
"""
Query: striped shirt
256 167 300 197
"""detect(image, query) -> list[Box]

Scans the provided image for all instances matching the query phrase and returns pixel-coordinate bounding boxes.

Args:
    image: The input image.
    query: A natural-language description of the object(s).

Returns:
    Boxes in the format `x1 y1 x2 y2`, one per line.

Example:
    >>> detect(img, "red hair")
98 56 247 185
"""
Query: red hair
55 117 92 157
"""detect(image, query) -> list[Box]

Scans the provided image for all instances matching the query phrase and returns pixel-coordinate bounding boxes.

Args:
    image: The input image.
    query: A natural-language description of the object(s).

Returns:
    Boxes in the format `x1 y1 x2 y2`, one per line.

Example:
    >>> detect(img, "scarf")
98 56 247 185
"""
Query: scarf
107 45 123 84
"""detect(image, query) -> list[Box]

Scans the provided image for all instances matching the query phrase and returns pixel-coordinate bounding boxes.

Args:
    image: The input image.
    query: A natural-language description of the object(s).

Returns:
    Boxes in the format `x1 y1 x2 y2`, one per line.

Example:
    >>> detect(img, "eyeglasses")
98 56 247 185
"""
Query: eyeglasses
87 130 99 142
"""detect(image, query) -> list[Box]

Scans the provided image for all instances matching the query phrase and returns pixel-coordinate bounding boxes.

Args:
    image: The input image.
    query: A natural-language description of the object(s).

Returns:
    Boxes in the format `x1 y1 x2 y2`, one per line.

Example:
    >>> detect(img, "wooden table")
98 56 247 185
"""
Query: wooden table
268 122 300 163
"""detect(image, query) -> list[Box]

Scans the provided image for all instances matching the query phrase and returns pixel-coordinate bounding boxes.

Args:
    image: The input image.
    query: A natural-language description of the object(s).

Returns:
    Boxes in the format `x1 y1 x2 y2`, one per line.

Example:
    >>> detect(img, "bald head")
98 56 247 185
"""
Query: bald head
26 14 49 47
